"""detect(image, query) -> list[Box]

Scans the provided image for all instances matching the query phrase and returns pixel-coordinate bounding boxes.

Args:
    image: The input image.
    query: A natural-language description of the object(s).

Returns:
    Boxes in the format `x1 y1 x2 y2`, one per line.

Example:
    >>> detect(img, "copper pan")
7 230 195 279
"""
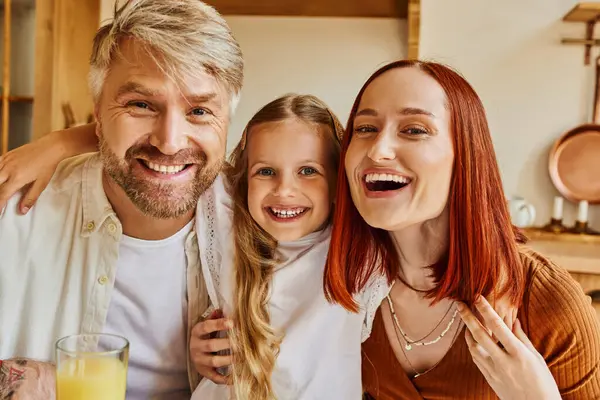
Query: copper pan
549 55 600 204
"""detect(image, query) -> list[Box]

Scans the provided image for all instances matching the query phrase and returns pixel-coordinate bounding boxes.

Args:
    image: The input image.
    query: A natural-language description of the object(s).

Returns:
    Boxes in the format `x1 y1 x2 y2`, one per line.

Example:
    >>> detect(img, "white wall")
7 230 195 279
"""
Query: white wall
420 0 599 229
100 0 115 25
224 16 406 152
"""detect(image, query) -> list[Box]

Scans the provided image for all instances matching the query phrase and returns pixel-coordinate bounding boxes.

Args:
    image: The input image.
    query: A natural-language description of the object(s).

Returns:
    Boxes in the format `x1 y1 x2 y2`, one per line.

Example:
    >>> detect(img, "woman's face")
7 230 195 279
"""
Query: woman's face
344 67 455 232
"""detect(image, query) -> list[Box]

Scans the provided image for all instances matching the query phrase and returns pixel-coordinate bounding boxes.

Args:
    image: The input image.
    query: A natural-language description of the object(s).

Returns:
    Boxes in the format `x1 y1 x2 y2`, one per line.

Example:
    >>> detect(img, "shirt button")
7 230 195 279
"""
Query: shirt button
98 276 109 285
86 221 95 231
108 223 117 233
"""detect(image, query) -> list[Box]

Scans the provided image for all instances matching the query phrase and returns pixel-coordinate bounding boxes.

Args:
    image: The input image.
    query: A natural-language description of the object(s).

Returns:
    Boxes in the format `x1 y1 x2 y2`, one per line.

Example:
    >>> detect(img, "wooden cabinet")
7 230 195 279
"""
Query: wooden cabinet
524 229 600 319
0 0 100 155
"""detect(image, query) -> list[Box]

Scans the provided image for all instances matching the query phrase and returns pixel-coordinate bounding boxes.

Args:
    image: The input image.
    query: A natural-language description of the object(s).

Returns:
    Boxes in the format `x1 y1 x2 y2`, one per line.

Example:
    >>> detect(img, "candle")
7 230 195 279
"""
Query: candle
577 200 589 222
552 196 563 220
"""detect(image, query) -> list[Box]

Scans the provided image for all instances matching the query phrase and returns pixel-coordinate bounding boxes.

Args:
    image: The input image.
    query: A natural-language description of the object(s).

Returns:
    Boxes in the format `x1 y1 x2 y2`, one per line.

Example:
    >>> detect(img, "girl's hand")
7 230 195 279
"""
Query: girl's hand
0 123 98 214
190 309 234 385
458 296 561 400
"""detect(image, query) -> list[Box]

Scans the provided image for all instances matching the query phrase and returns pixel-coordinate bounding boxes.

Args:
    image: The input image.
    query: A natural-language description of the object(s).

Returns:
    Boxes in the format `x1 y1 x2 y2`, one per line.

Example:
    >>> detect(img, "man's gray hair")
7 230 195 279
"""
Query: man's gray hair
89 0 243 113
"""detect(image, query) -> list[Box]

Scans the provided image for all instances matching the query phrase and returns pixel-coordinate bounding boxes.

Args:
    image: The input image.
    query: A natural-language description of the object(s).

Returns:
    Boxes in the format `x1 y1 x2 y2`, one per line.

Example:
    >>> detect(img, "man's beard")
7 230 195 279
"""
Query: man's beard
99 135 223 219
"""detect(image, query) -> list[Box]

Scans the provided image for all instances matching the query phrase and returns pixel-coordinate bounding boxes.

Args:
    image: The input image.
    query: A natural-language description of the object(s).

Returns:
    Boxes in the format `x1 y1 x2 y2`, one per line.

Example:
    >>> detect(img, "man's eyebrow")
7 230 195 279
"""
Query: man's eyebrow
185 92 218 104
115 81 161 98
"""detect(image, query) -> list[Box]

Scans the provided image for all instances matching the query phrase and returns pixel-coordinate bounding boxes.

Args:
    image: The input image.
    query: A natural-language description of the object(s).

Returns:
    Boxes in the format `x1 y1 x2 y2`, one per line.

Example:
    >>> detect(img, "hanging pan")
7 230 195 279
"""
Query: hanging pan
549 55 600 204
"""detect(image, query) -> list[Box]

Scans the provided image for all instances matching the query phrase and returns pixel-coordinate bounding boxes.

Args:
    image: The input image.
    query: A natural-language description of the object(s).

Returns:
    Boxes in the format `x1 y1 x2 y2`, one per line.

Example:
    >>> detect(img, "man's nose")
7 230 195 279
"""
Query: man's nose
149 111 188 155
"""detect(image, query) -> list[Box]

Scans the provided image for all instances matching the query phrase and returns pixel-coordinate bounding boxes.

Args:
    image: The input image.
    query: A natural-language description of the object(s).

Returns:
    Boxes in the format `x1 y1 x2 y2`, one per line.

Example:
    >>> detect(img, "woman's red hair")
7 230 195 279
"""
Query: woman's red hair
324 60 527 312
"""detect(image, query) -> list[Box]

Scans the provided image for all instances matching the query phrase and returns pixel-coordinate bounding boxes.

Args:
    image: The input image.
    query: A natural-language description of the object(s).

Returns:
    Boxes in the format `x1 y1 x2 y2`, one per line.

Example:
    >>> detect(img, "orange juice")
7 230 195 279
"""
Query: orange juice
56 357 127 400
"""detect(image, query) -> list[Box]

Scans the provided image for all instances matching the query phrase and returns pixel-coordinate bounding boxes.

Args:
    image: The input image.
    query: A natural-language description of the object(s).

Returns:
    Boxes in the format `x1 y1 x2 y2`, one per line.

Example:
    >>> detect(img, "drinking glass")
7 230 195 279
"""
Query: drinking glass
55 333 129 400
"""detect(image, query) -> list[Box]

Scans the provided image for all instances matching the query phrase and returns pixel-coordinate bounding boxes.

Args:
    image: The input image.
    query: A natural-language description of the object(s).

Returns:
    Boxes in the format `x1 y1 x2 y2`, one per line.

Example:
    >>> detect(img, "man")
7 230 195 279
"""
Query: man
0 0 243 398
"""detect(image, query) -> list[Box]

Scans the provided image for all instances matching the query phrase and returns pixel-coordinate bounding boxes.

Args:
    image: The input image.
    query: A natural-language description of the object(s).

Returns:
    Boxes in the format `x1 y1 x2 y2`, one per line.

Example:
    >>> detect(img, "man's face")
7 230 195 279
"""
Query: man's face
96 38 230 219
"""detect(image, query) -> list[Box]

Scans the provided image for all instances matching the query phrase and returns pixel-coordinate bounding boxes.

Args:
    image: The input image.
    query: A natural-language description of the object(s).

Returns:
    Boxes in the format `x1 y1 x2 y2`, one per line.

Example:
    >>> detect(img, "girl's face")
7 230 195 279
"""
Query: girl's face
246 118 335 242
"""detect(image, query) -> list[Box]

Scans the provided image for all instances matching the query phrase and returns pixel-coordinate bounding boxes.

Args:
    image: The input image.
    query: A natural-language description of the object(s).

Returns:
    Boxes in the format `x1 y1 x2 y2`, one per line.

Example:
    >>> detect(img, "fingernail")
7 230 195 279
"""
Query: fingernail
456 303 465 311
475 295 483 304
21 206 29 214
226 320 234 329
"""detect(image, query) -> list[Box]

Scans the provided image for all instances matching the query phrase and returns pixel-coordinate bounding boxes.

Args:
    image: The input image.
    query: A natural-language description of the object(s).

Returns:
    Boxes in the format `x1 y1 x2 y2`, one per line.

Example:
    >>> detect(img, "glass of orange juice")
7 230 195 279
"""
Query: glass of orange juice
55 333 129 400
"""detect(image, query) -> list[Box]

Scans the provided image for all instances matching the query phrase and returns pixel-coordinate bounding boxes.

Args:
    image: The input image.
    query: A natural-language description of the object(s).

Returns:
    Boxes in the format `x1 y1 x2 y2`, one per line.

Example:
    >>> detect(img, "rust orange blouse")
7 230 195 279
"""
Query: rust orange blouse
362 248 600 400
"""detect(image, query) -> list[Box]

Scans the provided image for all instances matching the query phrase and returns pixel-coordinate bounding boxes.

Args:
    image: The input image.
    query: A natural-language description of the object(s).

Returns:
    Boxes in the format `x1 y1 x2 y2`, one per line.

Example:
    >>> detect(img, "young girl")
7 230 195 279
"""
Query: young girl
192 93 371 399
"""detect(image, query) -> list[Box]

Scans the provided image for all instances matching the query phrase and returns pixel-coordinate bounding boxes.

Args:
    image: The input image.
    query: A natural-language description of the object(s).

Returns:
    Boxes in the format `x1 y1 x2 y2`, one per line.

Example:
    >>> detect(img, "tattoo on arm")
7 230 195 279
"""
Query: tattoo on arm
0 359 27 399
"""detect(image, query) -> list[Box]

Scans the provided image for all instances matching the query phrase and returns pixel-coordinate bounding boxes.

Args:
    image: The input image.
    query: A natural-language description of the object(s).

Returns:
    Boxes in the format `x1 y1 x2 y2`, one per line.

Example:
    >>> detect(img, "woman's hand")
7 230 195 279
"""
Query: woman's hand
0 123 98 214
190 309 234 385
458 296 561 400
0 135 61 214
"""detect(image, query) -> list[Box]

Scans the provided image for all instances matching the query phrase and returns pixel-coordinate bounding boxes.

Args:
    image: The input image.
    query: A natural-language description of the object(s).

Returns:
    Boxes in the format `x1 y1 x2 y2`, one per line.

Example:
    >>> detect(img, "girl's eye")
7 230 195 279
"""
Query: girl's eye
403 126 429 136
256 168 275 177
299 167 317 176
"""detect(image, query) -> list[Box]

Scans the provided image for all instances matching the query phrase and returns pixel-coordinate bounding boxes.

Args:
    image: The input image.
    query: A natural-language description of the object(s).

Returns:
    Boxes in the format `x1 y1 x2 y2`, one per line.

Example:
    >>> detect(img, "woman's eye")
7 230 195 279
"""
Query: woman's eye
354 125 377 135
256 168 275 176
403 127 428 136
299 167 317 176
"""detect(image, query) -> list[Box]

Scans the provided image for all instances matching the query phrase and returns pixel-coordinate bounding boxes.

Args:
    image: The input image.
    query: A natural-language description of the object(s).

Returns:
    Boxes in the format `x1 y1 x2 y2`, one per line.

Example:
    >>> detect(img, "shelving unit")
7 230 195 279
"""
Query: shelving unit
561 2 600 65
1 0 36 155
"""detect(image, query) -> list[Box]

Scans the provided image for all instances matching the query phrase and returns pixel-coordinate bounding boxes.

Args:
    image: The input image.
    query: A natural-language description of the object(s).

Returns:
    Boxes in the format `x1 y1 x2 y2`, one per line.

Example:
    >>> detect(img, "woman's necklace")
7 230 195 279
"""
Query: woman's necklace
386 280 459 351
390 303 463 379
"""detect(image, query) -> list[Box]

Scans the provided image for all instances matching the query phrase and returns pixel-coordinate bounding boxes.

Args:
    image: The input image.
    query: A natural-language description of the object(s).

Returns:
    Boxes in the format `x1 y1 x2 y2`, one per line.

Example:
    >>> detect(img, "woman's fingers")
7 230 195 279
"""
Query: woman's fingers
465 328 494 372
512 319 539 355
457 302 507 361
19 175 52 214
471 296 525 356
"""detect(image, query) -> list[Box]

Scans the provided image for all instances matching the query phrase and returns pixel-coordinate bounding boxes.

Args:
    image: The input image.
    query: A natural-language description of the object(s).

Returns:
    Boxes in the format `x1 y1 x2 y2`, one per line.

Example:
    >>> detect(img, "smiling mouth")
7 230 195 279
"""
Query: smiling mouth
139 159 193 175
266 206 310 220
364 173 412 192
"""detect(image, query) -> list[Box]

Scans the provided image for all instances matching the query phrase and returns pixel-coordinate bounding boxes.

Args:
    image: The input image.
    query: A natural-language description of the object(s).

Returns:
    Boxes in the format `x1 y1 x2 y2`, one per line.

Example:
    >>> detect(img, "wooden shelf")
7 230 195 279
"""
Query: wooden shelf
2 95 34 103
205 0 408 18
563 2 600 22
523 228 600 275
523 227 600 244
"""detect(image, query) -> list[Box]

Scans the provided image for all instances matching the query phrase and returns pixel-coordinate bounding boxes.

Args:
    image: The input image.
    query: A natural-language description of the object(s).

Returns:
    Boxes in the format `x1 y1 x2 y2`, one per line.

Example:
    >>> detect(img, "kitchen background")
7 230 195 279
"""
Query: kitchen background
2 0 598 231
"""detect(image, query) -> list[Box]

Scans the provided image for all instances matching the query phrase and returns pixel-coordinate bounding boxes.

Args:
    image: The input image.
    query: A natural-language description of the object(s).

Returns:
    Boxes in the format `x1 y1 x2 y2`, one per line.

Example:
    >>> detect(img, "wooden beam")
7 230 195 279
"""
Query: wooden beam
2 0 11 155
407 0 420 59
206 0 408 18
563 2 600 23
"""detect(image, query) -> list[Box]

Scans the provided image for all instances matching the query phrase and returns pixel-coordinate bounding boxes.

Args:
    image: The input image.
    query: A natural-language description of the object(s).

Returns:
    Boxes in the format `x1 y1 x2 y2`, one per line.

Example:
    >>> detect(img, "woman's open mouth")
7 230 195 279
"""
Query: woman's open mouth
363 172 412 196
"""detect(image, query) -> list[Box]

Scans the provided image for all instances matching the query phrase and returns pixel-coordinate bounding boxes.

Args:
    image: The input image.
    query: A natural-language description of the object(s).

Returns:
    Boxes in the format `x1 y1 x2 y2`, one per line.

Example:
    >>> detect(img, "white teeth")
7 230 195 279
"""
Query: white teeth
145 161 186 174
364 173 410 184
269 207 307 218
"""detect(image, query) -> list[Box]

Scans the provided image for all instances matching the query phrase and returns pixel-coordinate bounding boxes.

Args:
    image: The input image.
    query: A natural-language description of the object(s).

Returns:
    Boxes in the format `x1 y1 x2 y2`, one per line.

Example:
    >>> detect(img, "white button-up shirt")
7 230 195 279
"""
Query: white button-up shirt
0 153 209 390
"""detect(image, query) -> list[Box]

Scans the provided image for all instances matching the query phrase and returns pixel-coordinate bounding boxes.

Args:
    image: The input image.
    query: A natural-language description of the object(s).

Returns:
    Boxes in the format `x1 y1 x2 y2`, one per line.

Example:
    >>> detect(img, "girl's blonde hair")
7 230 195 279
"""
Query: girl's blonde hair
226 94 344 399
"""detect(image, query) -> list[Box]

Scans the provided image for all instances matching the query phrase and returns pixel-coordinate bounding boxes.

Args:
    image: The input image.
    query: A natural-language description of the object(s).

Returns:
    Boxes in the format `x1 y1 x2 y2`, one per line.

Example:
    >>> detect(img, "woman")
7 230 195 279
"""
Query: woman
324 60 600 399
